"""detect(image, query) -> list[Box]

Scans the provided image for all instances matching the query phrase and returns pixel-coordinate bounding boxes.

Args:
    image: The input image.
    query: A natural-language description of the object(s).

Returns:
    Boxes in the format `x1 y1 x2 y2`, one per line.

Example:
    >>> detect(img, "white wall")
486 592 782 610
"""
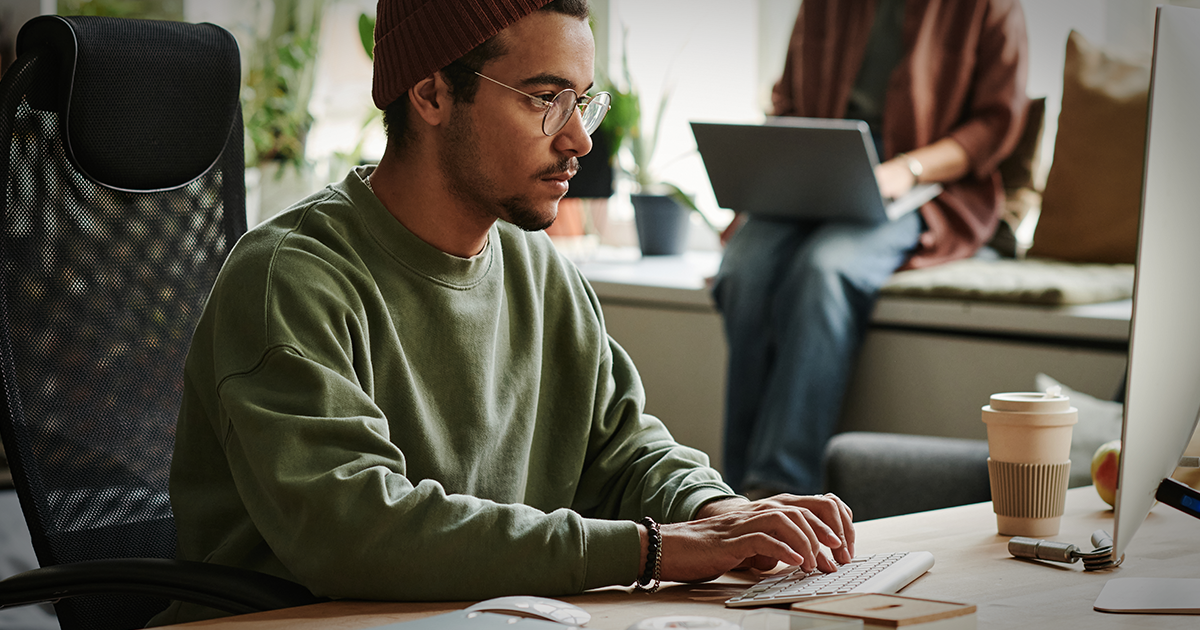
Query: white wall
0 0 45 31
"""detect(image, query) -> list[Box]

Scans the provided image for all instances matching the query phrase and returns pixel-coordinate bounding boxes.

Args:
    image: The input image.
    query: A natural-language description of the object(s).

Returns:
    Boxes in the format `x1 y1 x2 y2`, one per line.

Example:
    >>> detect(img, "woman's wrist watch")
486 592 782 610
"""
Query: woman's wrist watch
896 152 924 183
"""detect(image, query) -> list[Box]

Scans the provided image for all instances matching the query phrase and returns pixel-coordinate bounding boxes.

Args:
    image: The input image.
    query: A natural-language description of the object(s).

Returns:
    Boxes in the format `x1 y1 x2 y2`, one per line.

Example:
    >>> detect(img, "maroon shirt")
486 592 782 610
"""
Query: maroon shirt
772 0 1030 269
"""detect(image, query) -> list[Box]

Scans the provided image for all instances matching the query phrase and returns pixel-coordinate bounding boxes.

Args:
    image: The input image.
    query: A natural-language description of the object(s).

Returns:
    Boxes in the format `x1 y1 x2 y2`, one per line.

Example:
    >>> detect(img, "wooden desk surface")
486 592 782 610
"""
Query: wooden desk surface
166 488 1199 629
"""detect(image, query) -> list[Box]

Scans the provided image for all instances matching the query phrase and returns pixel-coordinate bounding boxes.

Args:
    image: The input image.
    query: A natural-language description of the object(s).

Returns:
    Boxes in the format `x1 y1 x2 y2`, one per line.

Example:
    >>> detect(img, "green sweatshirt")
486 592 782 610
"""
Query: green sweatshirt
157 168 734 623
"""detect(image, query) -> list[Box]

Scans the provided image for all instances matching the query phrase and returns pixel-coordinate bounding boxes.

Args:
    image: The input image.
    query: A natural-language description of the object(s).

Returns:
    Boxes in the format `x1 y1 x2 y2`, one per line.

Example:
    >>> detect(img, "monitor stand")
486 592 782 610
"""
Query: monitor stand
1094 579 1200 614
1094 478 1200 614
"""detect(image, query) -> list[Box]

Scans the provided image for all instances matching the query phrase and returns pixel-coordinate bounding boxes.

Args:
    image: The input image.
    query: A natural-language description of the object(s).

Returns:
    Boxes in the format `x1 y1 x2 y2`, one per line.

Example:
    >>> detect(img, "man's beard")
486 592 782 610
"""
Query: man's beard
438 106 577 232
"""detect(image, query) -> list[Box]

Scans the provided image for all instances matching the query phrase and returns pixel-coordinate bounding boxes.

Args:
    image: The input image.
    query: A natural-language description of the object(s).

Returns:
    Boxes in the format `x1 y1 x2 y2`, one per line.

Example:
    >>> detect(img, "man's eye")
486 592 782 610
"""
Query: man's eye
525 95 553 111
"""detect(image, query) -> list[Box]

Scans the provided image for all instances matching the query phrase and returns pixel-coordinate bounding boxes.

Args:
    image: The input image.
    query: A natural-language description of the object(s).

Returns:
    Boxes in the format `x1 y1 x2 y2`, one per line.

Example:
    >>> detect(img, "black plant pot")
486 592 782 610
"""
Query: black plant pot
565 130 614 199
631 193 689 256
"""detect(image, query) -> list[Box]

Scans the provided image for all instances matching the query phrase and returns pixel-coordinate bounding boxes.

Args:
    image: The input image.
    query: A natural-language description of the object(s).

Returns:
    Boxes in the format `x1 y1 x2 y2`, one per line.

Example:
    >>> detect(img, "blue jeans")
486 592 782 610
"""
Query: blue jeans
712 213 922 494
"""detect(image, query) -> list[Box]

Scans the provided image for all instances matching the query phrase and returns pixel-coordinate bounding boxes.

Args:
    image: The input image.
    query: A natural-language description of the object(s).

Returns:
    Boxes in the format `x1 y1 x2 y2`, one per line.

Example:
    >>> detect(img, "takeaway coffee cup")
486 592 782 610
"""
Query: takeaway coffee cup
982 391 1078 537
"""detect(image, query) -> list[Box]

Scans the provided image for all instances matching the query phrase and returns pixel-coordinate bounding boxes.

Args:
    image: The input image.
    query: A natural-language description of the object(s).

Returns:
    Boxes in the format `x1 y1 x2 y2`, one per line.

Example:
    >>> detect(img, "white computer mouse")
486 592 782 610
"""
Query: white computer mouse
465 595 592 626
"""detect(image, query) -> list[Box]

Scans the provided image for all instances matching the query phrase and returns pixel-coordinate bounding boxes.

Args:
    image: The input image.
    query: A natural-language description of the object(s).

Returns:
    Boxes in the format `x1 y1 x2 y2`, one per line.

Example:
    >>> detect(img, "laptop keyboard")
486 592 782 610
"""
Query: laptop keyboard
725 551 935 607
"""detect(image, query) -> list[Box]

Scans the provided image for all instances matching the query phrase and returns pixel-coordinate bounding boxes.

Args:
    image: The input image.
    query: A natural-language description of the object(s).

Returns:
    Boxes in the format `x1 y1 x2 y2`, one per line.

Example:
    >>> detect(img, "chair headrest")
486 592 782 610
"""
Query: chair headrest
16 15 241 192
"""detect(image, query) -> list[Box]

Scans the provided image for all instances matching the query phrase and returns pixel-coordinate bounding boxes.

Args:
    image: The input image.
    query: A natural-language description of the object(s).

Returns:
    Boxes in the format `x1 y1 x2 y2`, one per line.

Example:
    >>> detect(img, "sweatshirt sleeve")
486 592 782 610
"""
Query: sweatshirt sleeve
216 346 638 601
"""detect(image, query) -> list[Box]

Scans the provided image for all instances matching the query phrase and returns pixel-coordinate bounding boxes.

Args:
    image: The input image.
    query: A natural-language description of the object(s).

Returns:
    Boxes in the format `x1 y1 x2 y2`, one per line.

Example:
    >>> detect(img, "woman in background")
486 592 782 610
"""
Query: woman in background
714 0 1030 497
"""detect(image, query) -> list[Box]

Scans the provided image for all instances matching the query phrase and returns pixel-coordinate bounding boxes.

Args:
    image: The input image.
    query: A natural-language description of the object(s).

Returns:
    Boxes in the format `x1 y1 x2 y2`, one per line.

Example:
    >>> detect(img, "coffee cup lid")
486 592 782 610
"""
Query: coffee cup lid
989 391 1072 413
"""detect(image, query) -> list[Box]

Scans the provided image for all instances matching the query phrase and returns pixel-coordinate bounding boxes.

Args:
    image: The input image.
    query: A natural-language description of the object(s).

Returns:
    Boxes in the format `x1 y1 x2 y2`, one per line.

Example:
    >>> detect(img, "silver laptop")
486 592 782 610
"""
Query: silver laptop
690 118 941 224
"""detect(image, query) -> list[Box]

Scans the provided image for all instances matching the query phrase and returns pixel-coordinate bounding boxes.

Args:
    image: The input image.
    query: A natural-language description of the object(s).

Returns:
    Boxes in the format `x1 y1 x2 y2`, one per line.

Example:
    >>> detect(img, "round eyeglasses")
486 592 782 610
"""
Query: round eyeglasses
473 71 612 137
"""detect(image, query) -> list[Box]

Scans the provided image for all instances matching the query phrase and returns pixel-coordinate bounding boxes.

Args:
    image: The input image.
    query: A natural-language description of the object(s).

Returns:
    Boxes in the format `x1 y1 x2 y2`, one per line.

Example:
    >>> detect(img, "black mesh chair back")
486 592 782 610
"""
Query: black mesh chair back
0 15 245 630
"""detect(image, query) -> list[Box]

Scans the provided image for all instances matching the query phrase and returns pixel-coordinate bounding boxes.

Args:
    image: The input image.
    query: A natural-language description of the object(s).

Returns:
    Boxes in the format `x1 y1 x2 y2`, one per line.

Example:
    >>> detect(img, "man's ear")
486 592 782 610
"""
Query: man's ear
409 73 452 128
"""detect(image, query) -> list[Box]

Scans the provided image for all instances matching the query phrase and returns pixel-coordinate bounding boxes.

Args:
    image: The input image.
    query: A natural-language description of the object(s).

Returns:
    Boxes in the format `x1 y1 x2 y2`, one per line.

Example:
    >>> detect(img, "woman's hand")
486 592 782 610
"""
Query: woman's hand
876 158 918 199
720 212 747 246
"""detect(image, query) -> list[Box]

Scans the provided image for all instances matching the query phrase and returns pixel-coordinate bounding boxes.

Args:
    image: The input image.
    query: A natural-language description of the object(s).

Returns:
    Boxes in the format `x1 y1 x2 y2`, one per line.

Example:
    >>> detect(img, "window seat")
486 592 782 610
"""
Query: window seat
577 247 1131 472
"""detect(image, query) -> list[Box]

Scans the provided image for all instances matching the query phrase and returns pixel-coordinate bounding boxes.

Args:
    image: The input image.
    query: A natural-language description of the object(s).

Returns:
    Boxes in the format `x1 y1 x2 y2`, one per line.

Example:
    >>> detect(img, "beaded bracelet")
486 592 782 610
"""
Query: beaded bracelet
637 516 662 593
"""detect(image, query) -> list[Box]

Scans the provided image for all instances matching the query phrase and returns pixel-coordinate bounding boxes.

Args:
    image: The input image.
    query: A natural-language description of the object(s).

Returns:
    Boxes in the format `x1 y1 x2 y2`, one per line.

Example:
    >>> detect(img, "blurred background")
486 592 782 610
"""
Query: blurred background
0 0 1195 246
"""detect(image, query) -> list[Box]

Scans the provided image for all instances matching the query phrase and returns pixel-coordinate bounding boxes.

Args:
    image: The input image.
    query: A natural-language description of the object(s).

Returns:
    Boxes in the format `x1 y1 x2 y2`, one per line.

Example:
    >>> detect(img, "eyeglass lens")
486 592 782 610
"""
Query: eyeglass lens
544 90 612 136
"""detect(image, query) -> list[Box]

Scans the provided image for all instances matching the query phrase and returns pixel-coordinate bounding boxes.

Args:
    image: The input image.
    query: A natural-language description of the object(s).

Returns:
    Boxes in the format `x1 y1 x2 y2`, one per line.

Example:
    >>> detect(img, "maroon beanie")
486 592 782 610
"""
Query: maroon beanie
372 0 554 109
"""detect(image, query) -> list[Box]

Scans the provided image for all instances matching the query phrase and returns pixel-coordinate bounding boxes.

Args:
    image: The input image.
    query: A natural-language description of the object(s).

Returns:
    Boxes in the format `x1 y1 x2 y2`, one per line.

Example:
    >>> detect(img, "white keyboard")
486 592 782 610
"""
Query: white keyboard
725 551 935 607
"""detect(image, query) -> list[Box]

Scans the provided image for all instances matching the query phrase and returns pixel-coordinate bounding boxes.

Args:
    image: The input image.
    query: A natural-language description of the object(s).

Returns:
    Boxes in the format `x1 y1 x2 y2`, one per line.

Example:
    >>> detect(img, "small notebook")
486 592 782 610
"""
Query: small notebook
794 593 976 629
691 118 941 224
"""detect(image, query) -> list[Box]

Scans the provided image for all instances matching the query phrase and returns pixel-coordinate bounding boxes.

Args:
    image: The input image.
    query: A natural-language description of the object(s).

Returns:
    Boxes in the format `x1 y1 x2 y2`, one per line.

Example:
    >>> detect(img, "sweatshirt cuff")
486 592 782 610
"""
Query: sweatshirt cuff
580 517 641 590
677 485 740 521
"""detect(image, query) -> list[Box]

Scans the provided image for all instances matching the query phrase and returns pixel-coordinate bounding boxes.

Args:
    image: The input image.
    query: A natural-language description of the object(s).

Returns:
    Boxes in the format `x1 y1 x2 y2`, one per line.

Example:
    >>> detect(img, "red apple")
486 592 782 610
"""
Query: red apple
1091 439 1121 507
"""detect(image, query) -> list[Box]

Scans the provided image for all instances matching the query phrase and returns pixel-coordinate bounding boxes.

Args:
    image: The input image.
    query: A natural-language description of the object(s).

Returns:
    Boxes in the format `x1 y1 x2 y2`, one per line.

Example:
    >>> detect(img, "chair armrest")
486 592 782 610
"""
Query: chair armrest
0 558 322 616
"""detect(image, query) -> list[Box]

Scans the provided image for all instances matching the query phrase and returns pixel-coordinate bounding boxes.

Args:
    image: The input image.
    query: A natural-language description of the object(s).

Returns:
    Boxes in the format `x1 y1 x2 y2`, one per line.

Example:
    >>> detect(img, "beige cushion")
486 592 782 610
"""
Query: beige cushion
881 258 1134 305
1026 30 1150 264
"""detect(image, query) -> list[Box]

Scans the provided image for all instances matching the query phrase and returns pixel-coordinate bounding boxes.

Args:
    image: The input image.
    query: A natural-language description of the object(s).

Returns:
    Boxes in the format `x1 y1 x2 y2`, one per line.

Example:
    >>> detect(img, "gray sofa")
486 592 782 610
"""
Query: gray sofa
824 432 991 521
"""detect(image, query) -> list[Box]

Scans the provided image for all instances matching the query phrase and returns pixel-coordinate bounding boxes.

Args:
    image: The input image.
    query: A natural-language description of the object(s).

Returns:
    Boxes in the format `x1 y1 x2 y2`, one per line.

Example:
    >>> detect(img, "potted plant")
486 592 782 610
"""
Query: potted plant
599 34 717 256
242 0 326 224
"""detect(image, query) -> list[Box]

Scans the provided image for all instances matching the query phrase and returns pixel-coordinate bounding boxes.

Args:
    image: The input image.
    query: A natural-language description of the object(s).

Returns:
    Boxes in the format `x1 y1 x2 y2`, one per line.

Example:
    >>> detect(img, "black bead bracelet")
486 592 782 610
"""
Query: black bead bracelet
637 516 662 593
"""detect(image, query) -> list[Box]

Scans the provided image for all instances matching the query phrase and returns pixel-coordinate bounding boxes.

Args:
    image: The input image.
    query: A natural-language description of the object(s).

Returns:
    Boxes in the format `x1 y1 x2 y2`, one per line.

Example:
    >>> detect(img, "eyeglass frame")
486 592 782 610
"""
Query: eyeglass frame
470 70 611 137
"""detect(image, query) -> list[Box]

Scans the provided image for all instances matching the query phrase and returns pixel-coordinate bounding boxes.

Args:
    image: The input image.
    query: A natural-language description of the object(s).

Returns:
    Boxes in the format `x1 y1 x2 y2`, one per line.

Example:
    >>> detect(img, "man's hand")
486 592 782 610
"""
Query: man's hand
698 494 855 565
646 493 856 584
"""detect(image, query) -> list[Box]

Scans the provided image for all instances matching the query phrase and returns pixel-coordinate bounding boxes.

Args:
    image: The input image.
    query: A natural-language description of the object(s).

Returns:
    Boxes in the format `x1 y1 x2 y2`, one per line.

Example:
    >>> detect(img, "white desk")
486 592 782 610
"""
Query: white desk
162 488 1199 629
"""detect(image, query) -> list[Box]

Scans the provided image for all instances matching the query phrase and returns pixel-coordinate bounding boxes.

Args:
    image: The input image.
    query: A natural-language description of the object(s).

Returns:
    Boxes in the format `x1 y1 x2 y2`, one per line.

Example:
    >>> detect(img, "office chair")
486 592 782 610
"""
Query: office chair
0 15 319 630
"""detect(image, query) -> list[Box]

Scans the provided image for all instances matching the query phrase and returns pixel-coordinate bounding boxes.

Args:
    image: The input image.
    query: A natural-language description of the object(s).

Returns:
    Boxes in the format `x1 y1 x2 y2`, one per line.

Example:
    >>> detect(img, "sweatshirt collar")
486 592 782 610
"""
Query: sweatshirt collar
341 166 496 290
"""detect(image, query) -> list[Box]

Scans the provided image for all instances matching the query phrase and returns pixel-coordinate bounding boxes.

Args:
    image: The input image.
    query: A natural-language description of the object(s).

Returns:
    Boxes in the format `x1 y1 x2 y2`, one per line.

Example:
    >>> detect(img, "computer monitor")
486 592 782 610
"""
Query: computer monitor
1108 3 1200 577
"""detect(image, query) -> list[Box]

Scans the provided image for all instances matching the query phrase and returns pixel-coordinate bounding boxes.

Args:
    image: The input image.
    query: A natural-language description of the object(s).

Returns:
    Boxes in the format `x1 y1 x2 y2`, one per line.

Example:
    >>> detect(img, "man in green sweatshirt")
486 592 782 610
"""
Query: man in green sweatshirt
160 0 855 622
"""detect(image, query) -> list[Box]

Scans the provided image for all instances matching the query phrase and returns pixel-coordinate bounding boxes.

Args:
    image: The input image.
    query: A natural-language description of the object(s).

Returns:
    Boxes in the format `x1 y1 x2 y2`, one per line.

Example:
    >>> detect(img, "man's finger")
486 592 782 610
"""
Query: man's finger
737 531 808 569
816 547 839 573
832 495 856 558
765 510 826 572
818 493 856 559
738 512 822 572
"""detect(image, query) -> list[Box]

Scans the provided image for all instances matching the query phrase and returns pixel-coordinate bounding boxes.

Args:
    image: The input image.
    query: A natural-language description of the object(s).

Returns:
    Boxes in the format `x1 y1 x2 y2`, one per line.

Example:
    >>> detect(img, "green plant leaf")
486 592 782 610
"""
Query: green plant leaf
661 183 720 234
243 0 327 170
358 13 375 61
640 85 672 188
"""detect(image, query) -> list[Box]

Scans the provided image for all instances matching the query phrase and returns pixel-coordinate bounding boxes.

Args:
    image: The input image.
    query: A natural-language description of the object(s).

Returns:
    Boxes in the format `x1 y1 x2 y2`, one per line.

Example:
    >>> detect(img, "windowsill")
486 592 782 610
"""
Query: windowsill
574 246 720 310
